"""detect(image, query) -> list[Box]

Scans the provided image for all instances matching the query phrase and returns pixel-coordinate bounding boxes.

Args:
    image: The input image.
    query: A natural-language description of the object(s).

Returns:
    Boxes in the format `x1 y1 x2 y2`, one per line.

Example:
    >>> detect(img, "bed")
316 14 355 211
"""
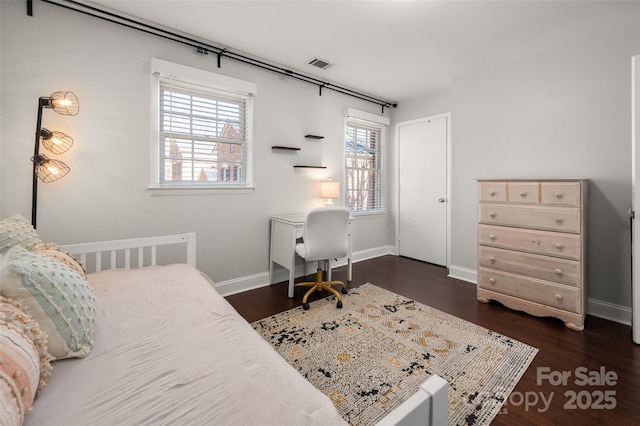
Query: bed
0 220 447 425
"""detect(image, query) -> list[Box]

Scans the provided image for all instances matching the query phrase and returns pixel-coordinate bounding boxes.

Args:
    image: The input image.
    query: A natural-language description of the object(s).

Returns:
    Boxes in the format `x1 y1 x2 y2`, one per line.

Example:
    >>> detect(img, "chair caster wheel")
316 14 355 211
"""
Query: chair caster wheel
337 301 343 309
303 303 310 310
341 287 348 294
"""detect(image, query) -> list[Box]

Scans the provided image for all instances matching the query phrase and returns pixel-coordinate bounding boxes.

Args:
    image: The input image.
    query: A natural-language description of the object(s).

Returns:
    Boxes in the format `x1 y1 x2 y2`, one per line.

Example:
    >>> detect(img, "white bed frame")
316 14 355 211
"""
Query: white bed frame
61 232 197 273
60 232 448 426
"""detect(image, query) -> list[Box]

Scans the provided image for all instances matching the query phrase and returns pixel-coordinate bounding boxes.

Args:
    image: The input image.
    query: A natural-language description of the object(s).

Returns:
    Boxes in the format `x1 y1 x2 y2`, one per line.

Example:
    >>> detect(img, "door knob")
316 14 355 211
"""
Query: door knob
438 197 445 203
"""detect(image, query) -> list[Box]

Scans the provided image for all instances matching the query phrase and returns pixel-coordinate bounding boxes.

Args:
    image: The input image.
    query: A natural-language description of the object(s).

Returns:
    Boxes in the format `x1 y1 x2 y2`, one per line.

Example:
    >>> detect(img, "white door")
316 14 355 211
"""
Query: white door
397 115 448 266
632 55 640 344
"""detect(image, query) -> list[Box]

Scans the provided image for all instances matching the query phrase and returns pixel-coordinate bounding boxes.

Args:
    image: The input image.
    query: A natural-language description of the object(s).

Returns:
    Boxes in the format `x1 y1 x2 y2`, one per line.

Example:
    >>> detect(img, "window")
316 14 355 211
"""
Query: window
344 109 389 214
150 59 256 192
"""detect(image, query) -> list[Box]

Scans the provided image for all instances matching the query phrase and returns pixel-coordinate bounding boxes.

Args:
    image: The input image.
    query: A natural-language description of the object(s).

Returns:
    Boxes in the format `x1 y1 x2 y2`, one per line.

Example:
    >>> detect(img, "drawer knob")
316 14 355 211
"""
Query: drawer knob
490 212 496 218
555 192 563 199
554 243 563 250
555 294 563 301
489 234 496 241
555 217 564 224
489 256 496 263
489 190 496 196
555 268 563 275
520 191 527 197
489 278 496 285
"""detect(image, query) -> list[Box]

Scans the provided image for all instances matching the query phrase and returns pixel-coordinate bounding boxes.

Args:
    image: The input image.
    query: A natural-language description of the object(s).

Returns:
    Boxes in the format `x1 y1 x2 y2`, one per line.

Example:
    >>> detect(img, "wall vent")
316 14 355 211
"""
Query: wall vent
307 57 334 70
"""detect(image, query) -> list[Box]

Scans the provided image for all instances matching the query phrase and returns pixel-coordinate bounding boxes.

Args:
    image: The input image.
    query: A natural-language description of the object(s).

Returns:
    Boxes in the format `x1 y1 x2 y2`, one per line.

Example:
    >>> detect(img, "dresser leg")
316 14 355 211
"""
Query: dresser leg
477 297 490 303
564 322 584 331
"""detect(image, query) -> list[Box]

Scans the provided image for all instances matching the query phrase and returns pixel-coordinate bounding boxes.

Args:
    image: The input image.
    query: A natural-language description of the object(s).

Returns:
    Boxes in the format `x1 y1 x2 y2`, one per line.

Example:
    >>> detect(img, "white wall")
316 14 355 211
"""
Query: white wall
394 14 640 321
0 1 393 289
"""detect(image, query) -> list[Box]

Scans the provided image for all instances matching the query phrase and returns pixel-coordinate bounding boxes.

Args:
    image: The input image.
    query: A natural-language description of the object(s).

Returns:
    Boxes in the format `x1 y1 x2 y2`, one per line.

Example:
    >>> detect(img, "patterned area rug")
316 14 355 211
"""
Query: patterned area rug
252 283 538 426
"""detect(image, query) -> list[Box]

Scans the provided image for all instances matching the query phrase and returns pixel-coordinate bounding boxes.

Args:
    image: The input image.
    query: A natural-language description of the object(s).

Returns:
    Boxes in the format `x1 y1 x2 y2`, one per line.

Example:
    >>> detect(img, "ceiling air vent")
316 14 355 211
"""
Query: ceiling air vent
307 57 334 70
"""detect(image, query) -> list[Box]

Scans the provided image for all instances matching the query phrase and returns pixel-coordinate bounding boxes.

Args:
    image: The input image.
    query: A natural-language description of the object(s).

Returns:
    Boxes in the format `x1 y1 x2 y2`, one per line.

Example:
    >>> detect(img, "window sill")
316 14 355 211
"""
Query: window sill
349 210 387 218
147 186 256 196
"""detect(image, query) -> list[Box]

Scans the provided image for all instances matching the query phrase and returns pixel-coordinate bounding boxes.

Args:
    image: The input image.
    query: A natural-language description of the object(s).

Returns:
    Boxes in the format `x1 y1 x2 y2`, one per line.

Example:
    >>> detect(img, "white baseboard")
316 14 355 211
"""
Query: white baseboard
587 298 632 326
215 245 396 297
214 271 272 297
354 245 396 262
448 265 477 284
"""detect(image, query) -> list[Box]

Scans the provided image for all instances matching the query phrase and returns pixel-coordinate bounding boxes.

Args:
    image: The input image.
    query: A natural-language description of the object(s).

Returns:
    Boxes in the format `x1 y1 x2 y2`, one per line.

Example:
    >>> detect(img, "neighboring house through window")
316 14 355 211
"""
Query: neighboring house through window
150 58 256 193
344 108 389 215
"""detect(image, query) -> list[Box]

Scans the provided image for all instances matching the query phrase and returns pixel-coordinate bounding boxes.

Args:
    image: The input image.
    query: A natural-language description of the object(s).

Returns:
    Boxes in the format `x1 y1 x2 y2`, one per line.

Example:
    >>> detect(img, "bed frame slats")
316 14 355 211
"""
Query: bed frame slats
60 233 196 273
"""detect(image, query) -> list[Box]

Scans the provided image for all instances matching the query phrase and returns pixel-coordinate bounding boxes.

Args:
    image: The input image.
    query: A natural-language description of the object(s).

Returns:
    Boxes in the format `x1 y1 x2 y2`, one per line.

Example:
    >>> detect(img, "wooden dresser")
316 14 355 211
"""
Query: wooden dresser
477 179 587 331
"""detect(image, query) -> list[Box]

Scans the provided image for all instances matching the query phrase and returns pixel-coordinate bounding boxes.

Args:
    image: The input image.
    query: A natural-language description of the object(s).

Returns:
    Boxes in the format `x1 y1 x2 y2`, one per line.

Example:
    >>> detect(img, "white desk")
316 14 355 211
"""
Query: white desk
269 214 352 298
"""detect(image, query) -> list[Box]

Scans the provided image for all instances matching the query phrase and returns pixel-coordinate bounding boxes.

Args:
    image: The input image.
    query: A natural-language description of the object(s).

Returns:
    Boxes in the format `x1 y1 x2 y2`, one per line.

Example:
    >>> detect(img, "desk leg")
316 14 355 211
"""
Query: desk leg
269 220 276 285
269 256 275 286
288 256 295 298
347 230 353 284
271 220 298 298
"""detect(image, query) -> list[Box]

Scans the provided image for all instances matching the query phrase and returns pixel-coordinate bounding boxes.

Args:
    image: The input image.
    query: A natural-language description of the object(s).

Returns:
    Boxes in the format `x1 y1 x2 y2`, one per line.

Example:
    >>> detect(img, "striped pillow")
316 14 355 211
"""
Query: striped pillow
0 296 53 426
0 246 96 360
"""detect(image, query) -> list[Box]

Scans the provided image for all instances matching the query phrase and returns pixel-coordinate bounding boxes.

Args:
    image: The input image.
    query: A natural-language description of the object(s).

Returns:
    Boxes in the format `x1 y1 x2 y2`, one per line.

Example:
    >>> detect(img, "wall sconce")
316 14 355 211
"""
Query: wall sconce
31 91 79 228
320 178 340 206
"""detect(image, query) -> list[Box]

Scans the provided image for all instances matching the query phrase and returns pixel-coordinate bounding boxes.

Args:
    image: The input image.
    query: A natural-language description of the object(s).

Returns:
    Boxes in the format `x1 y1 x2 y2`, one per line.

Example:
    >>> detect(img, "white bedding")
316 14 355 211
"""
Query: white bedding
25 264 346 426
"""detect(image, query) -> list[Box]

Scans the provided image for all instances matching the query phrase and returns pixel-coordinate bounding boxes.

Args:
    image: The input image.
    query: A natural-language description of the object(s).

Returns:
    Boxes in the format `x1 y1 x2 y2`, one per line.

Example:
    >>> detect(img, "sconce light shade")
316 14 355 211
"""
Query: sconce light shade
33 154 70 183
320 179 340 206
48 91 80 116
40 128 74 154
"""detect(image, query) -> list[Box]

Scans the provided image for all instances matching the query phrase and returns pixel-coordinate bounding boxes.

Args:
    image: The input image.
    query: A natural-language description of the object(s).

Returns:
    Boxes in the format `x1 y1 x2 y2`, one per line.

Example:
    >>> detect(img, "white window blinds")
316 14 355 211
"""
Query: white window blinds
345 114 386 214
159 83 248 185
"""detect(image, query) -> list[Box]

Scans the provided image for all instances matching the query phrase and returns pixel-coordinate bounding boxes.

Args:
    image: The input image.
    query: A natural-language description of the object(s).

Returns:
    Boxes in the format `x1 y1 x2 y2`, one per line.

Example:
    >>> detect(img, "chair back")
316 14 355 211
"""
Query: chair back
302 207 350 262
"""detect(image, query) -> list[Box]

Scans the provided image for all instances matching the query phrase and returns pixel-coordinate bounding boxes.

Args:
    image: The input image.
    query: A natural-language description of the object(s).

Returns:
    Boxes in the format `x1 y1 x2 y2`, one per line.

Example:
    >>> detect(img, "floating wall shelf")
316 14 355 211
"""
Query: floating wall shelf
293 165 327 169
304 134 324 140
271 146 301 151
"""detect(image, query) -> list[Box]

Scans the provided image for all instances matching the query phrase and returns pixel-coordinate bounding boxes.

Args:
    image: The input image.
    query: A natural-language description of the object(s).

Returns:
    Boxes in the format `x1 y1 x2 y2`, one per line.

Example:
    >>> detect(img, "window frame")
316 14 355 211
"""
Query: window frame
344 108 389 216
149 59 256 195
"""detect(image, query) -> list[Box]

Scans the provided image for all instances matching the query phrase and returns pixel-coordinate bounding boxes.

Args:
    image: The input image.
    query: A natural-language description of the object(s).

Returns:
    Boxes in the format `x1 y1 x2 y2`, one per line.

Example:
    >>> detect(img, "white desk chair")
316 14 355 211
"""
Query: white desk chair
295 207 350 310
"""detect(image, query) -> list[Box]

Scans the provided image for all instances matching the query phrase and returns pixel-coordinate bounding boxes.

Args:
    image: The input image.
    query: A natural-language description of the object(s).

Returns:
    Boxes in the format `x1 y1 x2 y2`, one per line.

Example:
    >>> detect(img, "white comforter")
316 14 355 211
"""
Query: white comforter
26 264 346 426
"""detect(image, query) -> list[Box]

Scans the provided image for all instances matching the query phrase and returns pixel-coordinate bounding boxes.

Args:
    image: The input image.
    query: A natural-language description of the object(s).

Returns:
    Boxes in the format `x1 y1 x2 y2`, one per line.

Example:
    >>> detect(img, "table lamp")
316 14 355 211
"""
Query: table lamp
320 179 340 206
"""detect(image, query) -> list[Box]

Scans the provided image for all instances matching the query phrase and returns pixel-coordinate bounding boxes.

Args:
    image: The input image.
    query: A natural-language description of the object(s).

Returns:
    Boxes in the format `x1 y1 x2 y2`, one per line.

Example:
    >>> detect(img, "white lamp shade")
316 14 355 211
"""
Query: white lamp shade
320 180 340 199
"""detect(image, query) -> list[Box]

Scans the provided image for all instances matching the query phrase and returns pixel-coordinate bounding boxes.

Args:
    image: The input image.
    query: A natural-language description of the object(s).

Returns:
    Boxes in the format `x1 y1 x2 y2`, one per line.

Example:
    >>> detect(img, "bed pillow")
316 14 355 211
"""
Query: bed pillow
0 215 42 254
0 296 53 391
0 246 96 360
0 296 53 426
32 243 86 278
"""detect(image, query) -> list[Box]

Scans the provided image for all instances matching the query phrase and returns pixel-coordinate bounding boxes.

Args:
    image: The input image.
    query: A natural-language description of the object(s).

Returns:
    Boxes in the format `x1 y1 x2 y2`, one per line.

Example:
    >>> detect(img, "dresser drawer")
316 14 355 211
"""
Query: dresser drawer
478 268 580 313
478 224 581 260
478 204 580 233
478 246 580 286
541 182 581 207
507 182 539 204
478 181 507 203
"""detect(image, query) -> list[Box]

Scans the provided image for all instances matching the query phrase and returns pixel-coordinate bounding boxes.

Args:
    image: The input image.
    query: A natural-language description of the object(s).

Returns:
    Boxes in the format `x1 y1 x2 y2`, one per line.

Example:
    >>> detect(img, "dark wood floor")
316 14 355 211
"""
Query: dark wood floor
225 255 640 425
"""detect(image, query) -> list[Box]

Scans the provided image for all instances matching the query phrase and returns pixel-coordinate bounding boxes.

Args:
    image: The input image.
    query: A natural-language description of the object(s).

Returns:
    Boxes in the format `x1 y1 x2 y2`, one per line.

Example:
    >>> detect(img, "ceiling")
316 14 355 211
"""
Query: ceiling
85 0 639 104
